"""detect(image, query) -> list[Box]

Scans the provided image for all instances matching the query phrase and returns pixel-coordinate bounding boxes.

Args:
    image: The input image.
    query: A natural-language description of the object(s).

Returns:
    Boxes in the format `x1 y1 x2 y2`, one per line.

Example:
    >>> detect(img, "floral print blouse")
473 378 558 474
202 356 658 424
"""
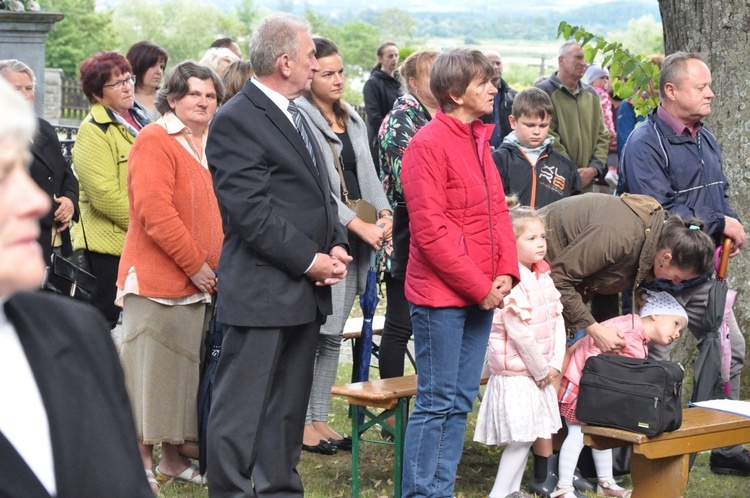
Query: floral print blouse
377 93 432 274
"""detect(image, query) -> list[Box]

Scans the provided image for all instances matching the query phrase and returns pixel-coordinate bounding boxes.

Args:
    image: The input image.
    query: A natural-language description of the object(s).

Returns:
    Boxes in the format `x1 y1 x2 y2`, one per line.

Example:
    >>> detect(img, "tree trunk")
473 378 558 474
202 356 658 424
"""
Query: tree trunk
658 0 750 396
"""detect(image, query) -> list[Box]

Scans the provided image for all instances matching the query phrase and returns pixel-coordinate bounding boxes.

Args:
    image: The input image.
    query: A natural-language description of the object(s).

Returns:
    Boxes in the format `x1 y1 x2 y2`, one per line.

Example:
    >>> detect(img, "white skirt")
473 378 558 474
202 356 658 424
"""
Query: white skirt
474 374 562 445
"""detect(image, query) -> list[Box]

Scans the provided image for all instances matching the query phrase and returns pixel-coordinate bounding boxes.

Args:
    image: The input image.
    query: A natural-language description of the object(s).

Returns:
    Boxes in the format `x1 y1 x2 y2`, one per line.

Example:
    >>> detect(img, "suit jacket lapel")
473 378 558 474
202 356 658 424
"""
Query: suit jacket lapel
0 431 52 498
243 83 328 195
5 298 87 498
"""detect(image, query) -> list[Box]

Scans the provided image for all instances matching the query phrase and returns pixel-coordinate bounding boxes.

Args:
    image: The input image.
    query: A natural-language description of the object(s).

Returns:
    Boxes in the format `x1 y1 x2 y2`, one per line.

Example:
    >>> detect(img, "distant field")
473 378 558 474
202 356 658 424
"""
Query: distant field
418 38 561 86
423 38 560 61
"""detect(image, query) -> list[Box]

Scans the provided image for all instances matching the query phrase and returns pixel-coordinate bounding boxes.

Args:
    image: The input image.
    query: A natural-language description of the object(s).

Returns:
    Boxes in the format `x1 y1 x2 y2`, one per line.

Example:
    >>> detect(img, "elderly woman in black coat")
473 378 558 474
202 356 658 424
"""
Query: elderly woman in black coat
0 59 79 266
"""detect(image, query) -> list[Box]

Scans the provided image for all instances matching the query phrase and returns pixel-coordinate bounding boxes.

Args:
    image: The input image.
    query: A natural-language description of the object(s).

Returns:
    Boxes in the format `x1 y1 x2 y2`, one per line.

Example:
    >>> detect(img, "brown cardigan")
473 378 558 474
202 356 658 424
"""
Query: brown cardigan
117 122 223 298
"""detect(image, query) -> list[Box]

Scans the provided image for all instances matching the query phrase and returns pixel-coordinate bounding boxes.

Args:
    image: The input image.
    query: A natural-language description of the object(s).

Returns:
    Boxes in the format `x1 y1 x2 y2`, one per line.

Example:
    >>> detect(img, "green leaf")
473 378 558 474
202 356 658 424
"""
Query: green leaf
583 45 597 64
609 61 622 79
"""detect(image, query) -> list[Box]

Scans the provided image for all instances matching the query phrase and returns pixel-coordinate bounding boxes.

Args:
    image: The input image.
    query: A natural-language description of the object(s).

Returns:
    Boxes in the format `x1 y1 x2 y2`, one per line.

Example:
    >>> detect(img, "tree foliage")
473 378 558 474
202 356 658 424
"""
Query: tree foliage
606 15 664 56
45 0 118 78
112 0 255 67
558 21 660 117
371 8 416 46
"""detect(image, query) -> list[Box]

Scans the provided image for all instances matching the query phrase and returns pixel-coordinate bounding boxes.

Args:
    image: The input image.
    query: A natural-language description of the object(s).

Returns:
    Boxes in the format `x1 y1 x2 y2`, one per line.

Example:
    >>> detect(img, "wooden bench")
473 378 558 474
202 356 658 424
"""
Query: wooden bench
331 374 488 498
583 406 750 498
342 315 385 340
342 315 416 371
331 375 416 498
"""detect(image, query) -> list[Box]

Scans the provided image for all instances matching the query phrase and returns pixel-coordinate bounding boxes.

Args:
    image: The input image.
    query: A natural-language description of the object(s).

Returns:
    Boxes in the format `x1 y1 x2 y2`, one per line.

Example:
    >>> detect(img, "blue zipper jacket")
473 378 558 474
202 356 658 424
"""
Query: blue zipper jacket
618 109 738 240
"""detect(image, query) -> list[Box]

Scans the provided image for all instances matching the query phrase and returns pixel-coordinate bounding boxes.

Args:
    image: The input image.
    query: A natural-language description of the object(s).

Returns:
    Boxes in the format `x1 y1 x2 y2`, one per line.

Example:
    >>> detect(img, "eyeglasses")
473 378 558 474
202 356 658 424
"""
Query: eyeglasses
103 75 136 90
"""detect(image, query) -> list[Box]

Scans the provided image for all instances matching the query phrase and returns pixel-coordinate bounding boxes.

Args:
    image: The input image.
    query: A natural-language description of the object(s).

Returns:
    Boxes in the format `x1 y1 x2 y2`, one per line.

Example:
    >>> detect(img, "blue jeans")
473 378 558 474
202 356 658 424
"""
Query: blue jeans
401 304 493 497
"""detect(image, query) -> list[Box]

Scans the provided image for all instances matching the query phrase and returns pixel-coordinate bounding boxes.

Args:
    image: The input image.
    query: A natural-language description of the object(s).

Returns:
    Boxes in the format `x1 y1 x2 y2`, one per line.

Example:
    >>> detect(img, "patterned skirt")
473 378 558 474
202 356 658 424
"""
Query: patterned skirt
558 376 581 425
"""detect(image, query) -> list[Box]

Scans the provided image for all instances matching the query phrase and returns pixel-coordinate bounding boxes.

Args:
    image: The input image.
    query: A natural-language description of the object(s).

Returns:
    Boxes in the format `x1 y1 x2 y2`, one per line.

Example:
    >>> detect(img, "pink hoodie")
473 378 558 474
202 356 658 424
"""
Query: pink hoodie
564 314 651 386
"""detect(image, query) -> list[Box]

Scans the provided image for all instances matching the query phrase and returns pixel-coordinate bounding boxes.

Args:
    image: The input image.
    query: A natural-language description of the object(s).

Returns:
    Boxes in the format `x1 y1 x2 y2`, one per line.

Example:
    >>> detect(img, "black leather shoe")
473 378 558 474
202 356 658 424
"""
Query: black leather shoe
302 439 337 455
710 448 750 475
327 436 352 452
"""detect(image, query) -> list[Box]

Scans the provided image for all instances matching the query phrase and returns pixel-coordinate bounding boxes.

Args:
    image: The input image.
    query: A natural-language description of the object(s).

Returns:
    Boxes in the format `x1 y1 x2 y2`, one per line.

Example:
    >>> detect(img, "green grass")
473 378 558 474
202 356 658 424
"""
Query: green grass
154 357 749 497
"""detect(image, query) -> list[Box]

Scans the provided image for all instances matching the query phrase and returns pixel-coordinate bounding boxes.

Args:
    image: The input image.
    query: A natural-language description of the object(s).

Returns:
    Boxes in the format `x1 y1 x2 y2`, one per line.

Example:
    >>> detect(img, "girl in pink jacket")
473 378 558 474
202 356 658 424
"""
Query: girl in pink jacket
553 291 688 498
474 207 565 498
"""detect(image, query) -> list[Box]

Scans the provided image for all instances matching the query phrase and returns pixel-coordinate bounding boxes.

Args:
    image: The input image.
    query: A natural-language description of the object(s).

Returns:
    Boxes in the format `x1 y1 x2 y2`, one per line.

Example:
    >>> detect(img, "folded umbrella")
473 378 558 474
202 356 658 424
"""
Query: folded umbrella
197 302 224 475
691 238 733 404
352 254 379 384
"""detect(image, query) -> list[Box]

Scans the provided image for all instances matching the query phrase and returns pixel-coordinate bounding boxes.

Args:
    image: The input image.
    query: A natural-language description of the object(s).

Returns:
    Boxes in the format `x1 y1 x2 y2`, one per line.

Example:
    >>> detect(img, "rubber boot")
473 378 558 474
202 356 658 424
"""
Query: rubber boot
572 470 596 492
528 452 558 497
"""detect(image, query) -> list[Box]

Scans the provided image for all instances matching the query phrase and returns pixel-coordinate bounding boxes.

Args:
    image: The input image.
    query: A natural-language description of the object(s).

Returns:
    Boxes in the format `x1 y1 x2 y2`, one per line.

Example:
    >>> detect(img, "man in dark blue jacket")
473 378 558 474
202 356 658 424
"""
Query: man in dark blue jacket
481 51 518 149
620 52 749 476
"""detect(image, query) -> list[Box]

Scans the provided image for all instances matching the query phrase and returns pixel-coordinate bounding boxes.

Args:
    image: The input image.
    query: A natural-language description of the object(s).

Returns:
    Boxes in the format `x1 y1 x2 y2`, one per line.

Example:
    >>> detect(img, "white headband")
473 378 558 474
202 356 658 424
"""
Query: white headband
640 291 688 323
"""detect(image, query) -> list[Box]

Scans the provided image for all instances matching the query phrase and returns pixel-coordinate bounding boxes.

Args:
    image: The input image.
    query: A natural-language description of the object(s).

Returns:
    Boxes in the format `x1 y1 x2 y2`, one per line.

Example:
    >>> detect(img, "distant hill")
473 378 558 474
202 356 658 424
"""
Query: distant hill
98 0 661 32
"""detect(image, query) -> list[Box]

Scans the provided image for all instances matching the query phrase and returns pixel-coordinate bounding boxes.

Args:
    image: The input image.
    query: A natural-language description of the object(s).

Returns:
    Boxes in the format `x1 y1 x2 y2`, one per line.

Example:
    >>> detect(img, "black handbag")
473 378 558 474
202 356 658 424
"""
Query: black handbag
576 355 684 436
41 218 96 302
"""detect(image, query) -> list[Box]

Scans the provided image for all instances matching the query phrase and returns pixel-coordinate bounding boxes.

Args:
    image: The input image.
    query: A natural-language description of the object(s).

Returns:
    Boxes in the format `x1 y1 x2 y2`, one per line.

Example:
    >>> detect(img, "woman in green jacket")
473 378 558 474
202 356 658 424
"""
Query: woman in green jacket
72 51 150 328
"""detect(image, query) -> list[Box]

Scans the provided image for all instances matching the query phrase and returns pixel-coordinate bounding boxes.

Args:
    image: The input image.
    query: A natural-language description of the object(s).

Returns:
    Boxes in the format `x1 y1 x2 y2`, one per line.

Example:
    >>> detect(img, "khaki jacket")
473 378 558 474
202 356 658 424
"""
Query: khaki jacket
541 193 666 333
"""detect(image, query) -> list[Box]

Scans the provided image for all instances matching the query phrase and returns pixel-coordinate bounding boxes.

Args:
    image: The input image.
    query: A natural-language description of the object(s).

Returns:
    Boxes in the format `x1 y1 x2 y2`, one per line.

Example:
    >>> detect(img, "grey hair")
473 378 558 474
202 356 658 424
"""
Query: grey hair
0 77 36 144
659 52 707 101
0 59 36 84
249 13 311 77
155 61 225 116
559 40 582 58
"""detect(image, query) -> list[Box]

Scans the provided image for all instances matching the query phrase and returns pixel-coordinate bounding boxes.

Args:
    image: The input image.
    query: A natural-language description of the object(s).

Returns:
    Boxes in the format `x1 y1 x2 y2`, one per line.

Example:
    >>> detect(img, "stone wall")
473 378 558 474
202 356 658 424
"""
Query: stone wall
0 11 63 117
44 67 62 120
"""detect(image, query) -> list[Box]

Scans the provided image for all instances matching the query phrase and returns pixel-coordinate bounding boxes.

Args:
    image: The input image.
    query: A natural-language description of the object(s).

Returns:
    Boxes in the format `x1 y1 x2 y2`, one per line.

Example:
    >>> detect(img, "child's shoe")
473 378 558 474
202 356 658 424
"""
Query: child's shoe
549 486 584 498
596 478 632 497
528 453 558 496
572 470 596 492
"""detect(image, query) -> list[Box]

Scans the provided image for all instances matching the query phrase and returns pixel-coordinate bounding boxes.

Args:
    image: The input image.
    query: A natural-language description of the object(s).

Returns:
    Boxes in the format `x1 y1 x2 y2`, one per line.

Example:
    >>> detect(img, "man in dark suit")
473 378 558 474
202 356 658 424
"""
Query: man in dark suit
206 12 350 498
0 294 155 498
0 59 79 266
0 77 151 498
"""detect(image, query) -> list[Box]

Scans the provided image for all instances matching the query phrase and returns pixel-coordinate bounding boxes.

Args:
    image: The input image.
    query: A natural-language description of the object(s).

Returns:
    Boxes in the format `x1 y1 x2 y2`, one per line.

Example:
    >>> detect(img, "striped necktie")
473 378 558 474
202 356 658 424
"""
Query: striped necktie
287 101 319 173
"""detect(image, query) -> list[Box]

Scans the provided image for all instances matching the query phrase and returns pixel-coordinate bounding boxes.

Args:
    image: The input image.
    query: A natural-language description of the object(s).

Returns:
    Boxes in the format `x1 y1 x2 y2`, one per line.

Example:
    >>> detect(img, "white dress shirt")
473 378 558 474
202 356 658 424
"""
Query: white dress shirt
0 299 57 495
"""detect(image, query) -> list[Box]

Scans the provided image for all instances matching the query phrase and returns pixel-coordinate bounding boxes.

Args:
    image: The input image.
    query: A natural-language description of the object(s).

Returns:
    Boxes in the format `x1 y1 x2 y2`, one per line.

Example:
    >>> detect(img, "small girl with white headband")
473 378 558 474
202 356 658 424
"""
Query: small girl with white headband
553 291 688 498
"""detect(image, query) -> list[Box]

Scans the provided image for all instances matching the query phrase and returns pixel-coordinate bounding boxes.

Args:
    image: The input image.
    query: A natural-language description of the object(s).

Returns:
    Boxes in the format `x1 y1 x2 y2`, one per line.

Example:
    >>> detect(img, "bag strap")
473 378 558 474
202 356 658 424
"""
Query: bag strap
326 139 350 204
76 210 93 269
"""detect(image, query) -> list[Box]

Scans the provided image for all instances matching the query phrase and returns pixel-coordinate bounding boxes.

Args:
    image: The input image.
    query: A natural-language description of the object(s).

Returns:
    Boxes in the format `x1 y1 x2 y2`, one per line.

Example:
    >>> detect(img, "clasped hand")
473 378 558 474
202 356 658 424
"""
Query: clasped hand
308 245 352 286
479 275 514 310
536 367 560 388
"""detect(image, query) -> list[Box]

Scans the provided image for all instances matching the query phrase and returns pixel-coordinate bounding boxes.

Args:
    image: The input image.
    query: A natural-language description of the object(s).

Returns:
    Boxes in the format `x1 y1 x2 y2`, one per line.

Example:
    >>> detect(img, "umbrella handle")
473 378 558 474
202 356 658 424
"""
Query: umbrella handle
717 237 732 280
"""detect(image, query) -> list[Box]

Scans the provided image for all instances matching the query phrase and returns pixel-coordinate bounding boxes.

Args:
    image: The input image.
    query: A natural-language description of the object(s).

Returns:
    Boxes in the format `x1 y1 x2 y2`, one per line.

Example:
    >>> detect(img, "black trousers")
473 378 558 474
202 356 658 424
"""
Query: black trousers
207 321 320 498
85 251 121 329
378 273 413 379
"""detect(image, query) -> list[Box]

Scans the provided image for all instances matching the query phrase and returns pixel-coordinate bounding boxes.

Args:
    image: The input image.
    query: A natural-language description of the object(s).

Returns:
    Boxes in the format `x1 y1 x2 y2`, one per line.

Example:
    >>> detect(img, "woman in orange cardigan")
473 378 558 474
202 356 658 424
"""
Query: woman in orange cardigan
116 61 224 493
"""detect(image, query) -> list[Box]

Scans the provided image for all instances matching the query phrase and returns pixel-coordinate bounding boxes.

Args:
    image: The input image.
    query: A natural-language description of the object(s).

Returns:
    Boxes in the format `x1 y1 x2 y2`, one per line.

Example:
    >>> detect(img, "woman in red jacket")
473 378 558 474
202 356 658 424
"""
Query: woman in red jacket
400 49 520 498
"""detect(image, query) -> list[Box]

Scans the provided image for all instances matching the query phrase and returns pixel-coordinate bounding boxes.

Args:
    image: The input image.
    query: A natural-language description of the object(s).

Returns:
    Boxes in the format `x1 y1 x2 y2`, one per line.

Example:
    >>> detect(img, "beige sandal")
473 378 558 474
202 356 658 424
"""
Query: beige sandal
145 469 160 494
597 478 632 497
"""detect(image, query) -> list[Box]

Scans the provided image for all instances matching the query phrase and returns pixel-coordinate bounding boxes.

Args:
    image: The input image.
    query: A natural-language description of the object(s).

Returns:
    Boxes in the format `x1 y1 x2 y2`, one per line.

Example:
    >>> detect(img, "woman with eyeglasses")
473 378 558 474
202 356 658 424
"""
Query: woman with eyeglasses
72 51 150 329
